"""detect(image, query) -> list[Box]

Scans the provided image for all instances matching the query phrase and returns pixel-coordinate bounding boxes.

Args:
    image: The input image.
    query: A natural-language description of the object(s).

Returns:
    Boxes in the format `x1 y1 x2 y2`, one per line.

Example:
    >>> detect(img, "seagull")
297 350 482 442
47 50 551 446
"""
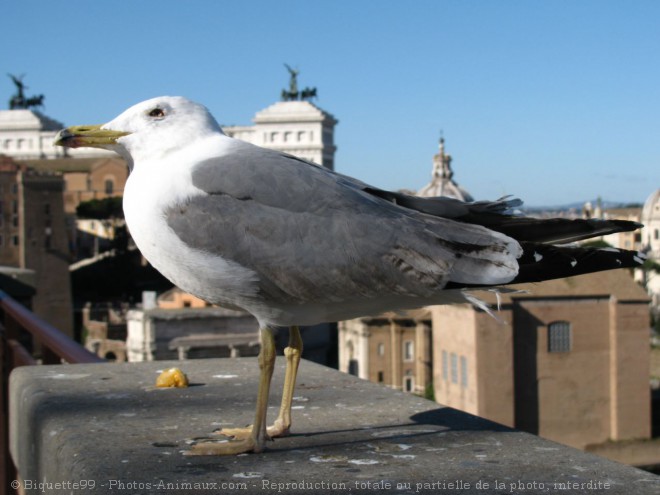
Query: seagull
55 96 645 455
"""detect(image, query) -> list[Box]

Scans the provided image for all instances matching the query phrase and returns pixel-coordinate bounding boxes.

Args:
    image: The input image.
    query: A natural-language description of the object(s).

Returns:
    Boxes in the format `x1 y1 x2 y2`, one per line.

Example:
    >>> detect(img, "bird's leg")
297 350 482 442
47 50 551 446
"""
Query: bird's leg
268 325 303 437
220 326 303 439
187 326 276 455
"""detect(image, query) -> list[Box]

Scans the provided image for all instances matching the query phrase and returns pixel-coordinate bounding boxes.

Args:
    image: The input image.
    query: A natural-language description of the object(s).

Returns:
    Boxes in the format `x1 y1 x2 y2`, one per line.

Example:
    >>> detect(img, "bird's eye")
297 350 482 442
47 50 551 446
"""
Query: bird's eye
148 108 166 118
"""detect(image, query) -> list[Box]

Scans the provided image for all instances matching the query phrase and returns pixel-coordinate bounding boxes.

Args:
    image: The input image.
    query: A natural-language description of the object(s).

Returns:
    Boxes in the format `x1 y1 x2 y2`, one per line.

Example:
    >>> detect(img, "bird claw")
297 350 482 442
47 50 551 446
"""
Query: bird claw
185 437 260 456
215 422 289 440
214 426 253 440
185 423 280 455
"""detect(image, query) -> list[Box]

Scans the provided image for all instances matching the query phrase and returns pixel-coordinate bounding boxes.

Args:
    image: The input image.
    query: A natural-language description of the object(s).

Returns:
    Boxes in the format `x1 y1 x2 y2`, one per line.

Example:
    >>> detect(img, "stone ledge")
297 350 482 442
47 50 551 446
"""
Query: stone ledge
586 438 660 469
10 358 660 494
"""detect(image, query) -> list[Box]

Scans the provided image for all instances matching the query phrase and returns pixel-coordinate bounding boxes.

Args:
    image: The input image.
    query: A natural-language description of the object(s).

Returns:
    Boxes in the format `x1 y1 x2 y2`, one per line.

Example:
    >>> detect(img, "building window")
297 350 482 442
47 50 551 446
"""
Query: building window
403 341 414 362
12 235 19 246
44 226 52 249
44 203 51 215
377 371 384 383
0 234 3 246
460 356 468 388
404 372 414 393
442 350 448 381
450 353 458 384
105 179 114 195
346 340 359 376
377 343 385 356
12 200 18 214
548 321 572 353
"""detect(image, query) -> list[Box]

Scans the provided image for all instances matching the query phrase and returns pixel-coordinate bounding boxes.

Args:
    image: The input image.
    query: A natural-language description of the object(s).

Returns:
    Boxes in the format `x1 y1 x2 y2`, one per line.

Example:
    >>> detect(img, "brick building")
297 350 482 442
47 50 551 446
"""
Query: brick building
432 269 650 450
0 155 73 334
339 309 432 395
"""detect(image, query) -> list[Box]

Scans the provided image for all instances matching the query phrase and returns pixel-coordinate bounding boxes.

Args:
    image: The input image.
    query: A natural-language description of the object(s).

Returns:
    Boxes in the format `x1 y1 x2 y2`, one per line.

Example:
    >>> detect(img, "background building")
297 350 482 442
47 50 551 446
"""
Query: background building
432 270 650 450
417 137 472 201
643 189 660 258
224 100 338 170
0 155 73 334
0 107 112 160
126 305 260 362
339 309 432 395
641 189 660 307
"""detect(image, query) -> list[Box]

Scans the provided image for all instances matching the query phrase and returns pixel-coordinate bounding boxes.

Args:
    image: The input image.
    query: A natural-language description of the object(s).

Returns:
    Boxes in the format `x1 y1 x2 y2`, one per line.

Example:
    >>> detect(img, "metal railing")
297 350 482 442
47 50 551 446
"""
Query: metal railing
0 290 104 495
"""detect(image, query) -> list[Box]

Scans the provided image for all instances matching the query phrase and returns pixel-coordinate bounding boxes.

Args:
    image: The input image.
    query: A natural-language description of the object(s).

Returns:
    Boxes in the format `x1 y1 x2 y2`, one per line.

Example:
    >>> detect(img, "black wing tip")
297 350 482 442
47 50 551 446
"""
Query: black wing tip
602 219 643 232
442 247 645 291
510 244 646 285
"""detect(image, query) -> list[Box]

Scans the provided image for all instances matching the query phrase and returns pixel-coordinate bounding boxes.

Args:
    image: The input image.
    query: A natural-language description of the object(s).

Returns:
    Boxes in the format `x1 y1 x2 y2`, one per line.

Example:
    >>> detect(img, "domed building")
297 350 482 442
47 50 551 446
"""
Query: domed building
417 137 473 201
641 189 660 258
641 189 660 305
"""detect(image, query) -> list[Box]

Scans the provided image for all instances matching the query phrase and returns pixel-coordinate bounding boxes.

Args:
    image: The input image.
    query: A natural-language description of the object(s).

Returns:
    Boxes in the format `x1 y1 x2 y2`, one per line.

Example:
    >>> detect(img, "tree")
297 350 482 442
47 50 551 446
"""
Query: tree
76 197 124 219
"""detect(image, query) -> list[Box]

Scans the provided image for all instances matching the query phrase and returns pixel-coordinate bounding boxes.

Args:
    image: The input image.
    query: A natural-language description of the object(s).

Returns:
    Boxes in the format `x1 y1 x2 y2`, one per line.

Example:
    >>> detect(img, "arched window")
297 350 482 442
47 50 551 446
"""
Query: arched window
548 321 571 353
104 179 114 195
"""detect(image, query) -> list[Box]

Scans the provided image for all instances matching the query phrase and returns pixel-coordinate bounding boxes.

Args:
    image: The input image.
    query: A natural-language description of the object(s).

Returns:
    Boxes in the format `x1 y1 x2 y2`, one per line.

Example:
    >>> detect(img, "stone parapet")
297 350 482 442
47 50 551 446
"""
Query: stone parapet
10 358 659 494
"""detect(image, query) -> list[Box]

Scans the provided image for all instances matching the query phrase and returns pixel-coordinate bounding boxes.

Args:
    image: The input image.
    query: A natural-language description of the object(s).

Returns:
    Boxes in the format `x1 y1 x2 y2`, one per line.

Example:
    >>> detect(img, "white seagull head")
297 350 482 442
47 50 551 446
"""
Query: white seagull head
55 96 224 166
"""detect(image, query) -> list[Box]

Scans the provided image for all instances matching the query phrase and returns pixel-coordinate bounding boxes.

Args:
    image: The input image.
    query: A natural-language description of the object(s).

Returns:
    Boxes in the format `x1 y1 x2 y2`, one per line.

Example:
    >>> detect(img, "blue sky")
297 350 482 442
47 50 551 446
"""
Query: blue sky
4 1 659 206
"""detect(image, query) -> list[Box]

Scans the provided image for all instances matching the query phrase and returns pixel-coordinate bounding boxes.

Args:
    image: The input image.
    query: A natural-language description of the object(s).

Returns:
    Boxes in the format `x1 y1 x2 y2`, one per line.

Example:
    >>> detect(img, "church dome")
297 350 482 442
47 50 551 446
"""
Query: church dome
416 138 473 201
641 188 660 255
642 189 660 223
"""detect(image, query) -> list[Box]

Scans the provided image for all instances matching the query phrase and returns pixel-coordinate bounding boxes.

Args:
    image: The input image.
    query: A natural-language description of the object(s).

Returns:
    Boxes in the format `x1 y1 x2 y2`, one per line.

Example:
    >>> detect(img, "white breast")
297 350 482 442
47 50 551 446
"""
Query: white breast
122 153 259 309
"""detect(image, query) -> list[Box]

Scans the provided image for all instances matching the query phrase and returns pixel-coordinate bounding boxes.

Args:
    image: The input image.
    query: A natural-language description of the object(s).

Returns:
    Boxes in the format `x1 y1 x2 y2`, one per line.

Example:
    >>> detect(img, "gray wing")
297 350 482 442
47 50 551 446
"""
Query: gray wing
189 142 499 217
166 141 520 305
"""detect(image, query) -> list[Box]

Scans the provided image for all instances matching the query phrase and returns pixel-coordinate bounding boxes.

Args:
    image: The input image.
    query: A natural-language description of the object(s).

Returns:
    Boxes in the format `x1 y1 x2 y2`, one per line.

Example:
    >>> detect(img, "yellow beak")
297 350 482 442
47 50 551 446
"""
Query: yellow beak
54 125 130 149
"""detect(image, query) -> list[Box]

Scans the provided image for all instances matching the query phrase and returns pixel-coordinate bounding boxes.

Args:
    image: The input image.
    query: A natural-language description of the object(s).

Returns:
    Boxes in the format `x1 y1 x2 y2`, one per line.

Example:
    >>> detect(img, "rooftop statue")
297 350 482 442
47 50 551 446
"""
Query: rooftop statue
281 65 317 102
8 74 44 110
